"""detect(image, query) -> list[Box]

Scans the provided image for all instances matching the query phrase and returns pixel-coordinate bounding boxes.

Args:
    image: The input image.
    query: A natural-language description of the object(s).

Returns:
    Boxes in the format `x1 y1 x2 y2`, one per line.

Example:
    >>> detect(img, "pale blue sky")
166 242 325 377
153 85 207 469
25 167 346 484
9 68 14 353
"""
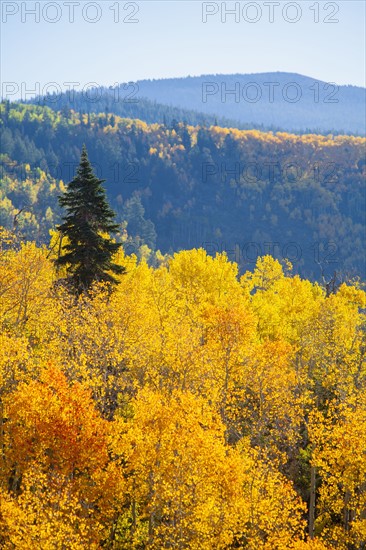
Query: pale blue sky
1 1 365 100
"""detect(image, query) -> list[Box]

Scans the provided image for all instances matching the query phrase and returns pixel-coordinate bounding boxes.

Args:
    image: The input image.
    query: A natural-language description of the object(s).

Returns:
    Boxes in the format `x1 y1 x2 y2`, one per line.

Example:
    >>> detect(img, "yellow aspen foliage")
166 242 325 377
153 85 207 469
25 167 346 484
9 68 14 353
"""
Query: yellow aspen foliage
229 339 306 464
110 388 307 549
0 366 124 547
110 388 245 549
0 469 101 549
241 255 291 293
302 287 366 404
200 301 257 416
0 239 365 548
2 366 109 479
289 539 332 549
0 240 54 333
168 248 241 309
0 332 35 398
242 255 321 344
309 398 366 548
236 439 307 549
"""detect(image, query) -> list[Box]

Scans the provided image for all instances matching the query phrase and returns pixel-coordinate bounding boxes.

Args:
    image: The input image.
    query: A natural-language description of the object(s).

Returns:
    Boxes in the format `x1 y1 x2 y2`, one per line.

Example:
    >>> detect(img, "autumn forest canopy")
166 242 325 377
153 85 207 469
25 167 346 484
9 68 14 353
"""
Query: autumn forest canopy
0 82 366 549
0 229 365 548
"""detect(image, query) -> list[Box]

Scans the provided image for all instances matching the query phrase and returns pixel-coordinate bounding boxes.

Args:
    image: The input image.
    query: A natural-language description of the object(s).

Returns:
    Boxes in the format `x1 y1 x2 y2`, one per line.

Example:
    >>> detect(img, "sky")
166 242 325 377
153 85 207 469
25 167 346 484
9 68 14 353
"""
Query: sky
1 0 365 100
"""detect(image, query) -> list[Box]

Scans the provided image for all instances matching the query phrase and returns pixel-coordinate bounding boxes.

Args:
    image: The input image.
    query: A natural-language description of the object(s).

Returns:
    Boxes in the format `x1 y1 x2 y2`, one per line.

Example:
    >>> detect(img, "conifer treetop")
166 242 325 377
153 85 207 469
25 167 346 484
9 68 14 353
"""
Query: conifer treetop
55 144 125 293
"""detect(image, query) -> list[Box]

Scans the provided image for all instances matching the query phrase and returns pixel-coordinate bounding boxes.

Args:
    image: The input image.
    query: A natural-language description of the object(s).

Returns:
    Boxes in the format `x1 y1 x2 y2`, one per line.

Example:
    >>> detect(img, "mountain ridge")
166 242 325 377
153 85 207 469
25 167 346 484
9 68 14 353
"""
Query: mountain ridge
22 72 366 135
132 72 365 135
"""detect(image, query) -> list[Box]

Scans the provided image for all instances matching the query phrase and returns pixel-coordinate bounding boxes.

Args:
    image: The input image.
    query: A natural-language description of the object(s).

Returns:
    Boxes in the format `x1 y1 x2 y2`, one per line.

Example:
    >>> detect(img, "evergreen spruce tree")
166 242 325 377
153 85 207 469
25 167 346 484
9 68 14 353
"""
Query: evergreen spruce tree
55 145 125 292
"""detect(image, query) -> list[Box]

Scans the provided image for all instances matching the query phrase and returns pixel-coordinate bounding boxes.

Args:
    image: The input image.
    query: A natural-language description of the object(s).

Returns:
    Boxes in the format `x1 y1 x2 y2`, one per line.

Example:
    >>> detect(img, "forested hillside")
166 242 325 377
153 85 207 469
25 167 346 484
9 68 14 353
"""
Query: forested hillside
0 235 365 548
26 86 271 133
1 102 365 279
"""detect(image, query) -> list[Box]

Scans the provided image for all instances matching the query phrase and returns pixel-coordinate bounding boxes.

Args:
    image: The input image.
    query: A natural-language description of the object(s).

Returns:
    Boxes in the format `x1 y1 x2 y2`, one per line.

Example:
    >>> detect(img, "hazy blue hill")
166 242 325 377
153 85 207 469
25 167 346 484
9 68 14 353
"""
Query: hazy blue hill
134 72 366 134
23 73 365 135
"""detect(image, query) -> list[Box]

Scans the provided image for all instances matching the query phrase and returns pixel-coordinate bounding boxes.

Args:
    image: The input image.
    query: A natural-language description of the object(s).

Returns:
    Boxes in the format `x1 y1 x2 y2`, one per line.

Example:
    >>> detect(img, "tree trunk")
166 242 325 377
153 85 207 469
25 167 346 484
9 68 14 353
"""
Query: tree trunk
309 465 316 539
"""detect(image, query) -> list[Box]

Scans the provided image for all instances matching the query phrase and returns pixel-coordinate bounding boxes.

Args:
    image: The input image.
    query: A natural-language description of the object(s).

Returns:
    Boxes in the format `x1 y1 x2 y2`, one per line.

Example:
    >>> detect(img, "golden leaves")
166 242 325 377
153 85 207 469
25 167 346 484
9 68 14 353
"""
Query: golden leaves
0 243 365 548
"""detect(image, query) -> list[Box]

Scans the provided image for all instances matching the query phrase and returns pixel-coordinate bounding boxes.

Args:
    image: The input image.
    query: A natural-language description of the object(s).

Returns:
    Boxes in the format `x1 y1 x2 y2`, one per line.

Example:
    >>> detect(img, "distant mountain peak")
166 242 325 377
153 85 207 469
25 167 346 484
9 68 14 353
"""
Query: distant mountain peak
133 73 365 135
